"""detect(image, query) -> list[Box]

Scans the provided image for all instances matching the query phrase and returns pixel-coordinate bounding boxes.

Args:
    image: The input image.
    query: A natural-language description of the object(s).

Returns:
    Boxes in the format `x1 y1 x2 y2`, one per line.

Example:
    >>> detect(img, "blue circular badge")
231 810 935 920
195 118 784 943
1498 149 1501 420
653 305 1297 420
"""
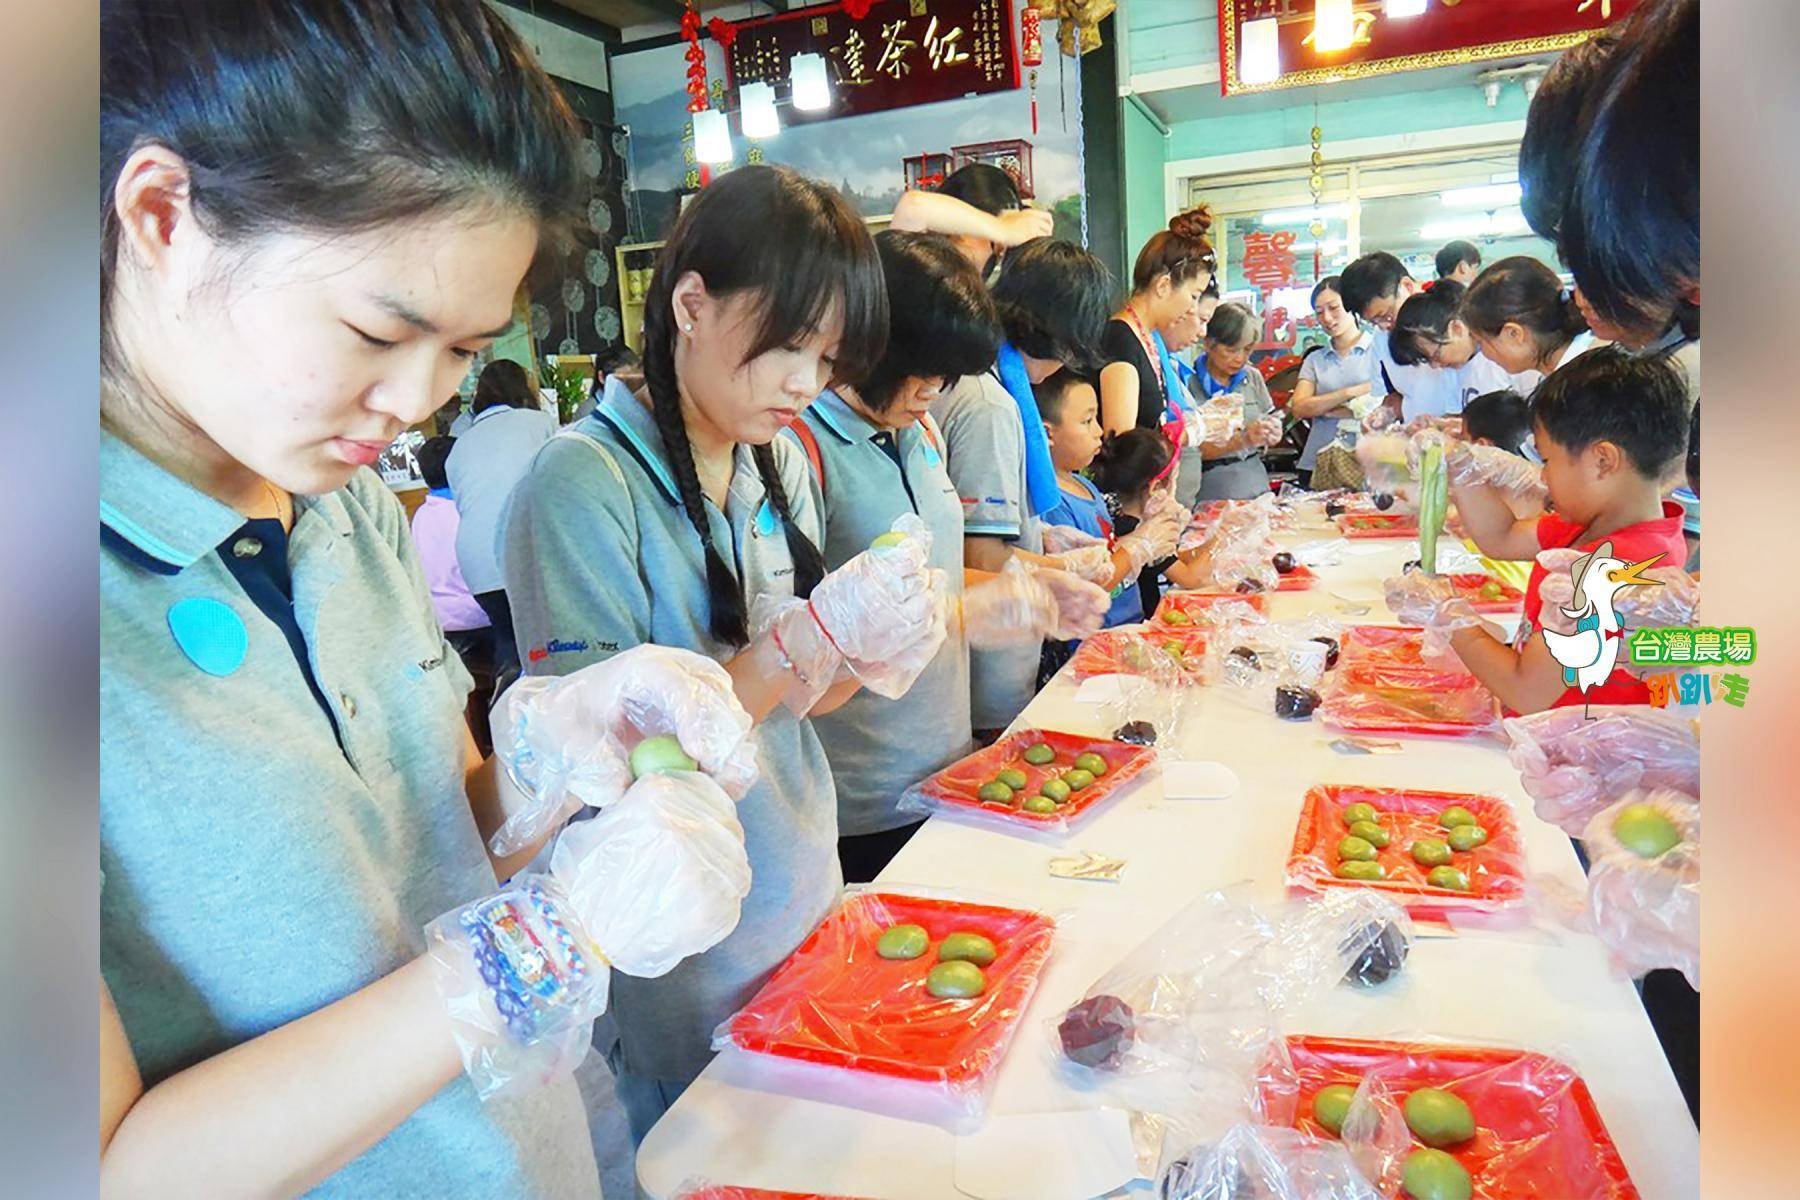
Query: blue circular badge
167 597 248 676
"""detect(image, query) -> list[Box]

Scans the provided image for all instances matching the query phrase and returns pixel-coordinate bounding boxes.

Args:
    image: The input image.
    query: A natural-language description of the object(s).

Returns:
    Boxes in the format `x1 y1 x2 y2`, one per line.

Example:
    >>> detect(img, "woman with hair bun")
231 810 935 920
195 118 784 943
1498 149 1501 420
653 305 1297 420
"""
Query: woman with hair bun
1099 207 1219 439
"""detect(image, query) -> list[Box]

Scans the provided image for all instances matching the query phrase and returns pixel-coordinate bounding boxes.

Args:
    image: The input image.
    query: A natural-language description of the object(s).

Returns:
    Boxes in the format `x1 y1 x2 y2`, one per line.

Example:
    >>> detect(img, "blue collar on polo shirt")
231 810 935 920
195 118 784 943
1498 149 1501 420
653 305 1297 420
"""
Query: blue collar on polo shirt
591 374 684 506
101 427 253 575
809 388 883 444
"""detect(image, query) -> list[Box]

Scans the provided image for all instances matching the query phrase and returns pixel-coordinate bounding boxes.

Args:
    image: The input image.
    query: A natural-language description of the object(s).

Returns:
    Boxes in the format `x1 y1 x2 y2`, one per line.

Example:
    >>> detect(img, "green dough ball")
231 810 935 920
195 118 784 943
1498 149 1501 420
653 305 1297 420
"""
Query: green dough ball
1337 835 1378 862
876 924 930 960
1073 752 1108 777
1447 824 1488 852
1164 609 1193 626
1437 806 1478 829
1427 865 1470 891
997 768 1029 791
1341 802 1379 827
1404 1087 1477 1147
871 531 909 550
1023 743 1057 765
1478 580 1505 600
1022 795 1059 815
1335 860 1385 881
1411 838 1453 867
629 734 698 779
1613 802 1681 858
1348 820 1391 848
1040 778 1072 804
977 781 1015 804
1401 1148 1472 1200
1312 1083 1358 1135
937 931 998 966
926 960 986 998
1062 768 1096 791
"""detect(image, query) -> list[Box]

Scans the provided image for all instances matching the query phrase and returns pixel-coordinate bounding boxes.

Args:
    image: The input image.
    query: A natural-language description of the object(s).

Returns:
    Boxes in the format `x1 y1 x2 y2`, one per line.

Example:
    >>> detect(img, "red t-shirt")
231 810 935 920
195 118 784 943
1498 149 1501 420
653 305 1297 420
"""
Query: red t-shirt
1522 500 1688 708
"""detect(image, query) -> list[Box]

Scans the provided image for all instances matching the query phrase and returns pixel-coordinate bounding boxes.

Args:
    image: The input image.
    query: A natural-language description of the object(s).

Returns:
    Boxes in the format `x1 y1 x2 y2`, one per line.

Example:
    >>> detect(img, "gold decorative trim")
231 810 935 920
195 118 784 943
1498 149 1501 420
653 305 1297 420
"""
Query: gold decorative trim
1220 15 1603 97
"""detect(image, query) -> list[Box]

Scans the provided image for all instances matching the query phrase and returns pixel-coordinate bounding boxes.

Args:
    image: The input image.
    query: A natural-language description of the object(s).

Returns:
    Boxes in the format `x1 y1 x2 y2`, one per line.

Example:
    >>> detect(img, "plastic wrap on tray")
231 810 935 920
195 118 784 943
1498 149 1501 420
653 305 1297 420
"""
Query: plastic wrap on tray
1258 1035 1640 1199
1070 626 1211 685
714 888 1056 1130
1583 789 1700 989
897 728 1156 839
1338 625 1471 680
1502 706 1700 836
1156 1123 1383 1200
1443 571 1524 613
1334 512 1420 539
1156 590 1270 630
1320 661 1500 739
1286 784 1527 921
674 1183 865 1200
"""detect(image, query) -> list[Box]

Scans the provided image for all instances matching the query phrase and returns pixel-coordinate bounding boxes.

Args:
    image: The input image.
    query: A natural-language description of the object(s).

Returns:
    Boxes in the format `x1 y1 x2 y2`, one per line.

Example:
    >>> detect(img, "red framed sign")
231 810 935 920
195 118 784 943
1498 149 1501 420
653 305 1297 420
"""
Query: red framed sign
724 0 1019 124
1217 0 1640 97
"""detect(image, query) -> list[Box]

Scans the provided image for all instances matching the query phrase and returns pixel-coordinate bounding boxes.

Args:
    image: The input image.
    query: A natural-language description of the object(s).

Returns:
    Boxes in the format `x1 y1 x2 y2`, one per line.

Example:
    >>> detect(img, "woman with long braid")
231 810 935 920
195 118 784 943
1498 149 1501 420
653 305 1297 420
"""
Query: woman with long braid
503 165 946 1140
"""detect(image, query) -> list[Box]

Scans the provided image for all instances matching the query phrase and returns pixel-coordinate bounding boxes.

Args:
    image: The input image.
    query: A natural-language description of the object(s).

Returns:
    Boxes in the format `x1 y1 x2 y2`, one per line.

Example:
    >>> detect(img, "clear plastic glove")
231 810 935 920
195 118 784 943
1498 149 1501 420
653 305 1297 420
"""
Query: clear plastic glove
1186 395 1245 447
1042 523 1106 555
425 874 610 1100
1248 414 1285 448
1051 541 1117 586
1361 404 1397 432
994 205 1055 245
1158 1124 1383 1200
549 771 752 978
489 645 759 857
1535 548 1696 637
960 560 1108 647
752 514 946 710
1121 500 1186 570
1503 705 1699 835
1583 789 1699 989
1382 571 1482 636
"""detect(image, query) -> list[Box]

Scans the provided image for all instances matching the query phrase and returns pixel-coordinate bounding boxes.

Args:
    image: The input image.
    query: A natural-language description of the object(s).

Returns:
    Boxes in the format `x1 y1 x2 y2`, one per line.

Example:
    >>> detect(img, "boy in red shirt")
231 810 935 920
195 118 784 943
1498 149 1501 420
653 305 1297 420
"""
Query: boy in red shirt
1388 347 1689 713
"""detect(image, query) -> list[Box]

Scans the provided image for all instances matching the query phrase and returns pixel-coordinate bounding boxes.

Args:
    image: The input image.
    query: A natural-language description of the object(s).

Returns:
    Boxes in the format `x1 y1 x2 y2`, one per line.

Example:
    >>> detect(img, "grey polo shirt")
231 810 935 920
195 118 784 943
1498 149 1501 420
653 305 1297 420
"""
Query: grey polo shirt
932 369 1046 730
447 404 556 594
786 390 974 837
1296 332 1375 468
501 379 841 1082
99 429 598 1197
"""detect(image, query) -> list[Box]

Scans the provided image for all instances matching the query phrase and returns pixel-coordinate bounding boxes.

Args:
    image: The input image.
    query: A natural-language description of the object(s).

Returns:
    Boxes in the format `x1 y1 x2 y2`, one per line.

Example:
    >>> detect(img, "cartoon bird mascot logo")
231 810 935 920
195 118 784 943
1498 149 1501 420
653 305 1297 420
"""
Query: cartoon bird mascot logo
1541 540 1665 716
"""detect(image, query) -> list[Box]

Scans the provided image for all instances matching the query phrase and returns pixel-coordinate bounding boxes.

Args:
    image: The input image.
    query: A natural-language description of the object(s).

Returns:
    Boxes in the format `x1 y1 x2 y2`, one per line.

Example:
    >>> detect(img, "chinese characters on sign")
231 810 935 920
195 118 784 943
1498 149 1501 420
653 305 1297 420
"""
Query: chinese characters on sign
1240 229 1298 350
1628 626 1757 667
725 0 1019 124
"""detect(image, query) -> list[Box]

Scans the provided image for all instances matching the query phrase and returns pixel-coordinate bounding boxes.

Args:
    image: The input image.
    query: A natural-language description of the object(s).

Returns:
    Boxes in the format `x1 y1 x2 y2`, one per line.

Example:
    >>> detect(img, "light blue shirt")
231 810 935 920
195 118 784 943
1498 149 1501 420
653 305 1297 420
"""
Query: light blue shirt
1370 328 1461 423
447 404 556 593
100 429 598 1197
502 379 841 1081
1296 331 1375 468
787 390 974 836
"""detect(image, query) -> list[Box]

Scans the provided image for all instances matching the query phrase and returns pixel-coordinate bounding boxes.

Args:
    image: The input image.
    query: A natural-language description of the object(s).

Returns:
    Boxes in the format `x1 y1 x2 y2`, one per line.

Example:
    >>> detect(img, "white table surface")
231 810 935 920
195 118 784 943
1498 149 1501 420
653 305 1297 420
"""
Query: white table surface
637 510 1699 1199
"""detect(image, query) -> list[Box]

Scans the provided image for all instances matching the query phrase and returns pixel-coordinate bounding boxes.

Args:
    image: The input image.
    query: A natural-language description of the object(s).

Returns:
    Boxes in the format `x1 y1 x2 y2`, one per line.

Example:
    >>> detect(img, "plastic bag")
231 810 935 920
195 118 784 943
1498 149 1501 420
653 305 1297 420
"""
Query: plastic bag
1156 1123 1382 1200
1069 627 1212 686
714 887 1057 1130
1582 789 1700 988
897 727 1157 840
548 771 752 978
1353 433 1418 510
962 558 1109 647
1320 662 1501 740
1502 705 1699 836
489 644 759 857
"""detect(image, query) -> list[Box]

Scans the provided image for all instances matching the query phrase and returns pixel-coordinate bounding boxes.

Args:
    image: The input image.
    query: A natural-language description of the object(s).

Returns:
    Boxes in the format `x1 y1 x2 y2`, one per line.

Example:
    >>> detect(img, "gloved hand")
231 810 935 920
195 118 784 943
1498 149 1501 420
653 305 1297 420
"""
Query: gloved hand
1407 427 1547 505
1050 541 1117 586
1382 570 1482 636
1185 395 1245 447
550 771 752 978
1042 523 1106 555
489 644 759 857
1535 549 1696 637
752 514 946 710
1361 404 1397 432
1582 789 1699 989
1248 414 1285 448
960 560 1109 647
1119 494 1188 570
1502 705 1699 835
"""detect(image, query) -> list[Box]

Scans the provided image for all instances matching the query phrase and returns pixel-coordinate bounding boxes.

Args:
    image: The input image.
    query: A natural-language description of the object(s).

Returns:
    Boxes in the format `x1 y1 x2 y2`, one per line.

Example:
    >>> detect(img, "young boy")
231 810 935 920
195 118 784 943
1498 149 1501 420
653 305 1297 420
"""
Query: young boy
1399 347 1689 713
1460 389 1534 460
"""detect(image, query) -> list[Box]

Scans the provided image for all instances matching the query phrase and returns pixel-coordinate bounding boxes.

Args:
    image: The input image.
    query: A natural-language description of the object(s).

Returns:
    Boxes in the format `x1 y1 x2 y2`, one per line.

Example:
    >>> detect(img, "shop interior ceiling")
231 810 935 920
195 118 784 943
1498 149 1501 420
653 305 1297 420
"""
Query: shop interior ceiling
1137 56 1550 126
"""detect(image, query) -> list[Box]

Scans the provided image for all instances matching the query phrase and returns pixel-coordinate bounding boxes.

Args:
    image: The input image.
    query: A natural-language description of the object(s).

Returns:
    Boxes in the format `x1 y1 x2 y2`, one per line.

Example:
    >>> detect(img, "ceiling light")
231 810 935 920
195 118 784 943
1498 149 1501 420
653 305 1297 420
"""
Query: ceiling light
740 81 780 139
1260 203 1349 225
1240 17 1281 84
692 108 733 164
790 52 831 111
1420 210 1528 242
1312 0 1356 54
1441 182 1523 207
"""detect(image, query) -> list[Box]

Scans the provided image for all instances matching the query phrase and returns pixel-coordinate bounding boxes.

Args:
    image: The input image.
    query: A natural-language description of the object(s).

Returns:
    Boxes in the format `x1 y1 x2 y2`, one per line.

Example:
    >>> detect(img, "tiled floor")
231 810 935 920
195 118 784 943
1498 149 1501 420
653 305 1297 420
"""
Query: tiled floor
574 1051 638 1198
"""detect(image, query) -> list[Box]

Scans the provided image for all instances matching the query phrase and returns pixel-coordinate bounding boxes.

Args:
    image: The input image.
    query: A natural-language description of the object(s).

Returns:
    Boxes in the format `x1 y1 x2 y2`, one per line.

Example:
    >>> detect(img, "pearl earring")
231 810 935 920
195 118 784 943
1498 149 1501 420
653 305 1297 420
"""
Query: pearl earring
683 323 694 333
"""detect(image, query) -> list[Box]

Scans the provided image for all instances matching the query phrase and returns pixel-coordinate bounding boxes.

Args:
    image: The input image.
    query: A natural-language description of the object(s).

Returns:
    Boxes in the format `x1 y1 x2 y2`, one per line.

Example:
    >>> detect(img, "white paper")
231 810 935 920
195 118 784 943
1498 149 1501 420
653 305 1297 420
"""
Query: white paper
1161 760 1240 800
953 1108 1139 1200
1341 541 1398 557
1074 675 1132 705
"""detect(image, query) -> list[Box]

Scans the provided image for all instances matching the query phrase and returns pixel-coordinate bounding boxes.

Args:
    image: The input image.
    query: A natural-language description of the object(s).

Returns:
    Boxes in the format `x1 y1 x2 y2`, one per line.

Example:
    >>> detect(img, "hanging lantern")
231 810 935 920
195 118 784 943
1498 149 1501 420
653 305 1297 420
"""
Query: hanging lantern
1021 4 1043 133
790 52 832 112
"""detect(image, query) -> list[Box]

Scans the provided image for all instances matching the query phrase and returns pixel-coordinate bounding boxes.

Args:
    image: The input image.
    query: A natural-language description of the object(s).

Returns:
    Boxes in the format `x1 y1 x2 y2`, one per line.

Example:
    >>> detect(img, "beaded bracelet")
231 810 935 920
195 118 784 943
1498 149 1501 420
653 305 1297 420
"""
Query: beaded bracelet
460 880 602 1043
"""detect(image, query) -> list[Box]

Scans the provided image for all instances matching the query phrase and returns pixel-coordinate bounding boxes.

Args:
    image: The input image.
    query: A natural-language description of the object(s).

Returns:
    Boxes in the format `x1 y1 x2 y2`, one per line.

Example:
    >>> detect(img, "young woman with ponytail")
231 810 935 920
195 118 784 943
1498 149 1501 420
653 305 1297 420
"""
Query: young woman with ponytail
503 165 946 1139
1460 256 1604 378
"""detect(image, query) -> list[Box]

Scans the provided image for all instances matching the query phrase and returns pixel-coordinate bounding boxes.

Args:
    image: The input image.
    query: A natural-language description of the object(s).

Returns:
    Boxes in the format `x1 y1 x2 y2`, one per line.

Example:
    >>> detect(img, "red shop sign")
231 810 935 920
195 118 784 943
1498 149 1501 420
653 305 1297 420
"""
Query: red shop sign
724 0 1020 123
1217 0 1640 97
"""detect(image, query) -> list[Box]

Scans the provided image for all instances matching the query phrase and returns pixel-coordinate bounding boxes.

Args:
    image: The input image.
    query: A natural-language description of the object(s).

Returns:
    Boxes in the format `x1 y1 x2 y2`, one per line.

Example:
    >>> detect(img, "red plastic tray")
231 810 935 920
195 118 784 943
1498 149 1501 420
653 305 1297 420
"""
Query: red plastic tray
1285 784 1526 916
1068 627 1209 683
910 729 1155 831
1336 512 1419 538
1341 624 1431 670
1154 589 1268 625
680 1188 862 1200
723 892 1056 1087
1273 562 1318 591
1322 661 1499 738
1263 1035 1638 1199
1447 571 1524 613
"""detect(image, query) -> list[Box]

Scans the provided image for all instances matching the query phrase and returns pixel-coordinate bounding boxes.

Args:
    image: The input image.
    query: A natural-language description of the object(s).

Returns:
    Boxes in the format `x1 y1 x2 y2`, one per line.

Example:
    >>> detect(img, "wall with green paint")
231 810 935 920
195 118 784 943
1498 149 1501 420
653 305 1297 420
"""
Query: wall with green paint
1165 86 1531 164
1122 101 1168 266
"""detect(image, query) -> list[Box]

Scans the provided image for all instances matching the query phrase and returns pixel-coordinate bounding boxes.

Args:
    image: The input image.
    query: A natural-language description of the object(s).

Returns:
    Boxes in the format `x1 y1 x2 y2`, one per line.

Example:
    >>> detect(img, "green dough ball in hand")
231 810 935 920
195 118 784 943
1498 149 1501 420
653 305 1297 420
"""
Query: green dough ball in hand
1164 609 1193 626
1311 1083 1358 1135
937 931 998 966
1073 752 1108 777
1437 806 1478 829
871 531 909 550
1411 838 1453 867
1401 1148 1472 1200
1040 778 1072 804
1404 1087 1476 1147
1062 768 1096 791
629 734 697 779
1348 820 1391 848
1022 795 1059 815
926 960 987 998
1447 824 1488 852
876 924 930 960
997 768 1029 791
1613 802 1682 858
1341 802 1379 827
1337 835 1378 862
1023 743 1057 766
1427 865 1469 891
977 781 1015 804
1335 860 1385 881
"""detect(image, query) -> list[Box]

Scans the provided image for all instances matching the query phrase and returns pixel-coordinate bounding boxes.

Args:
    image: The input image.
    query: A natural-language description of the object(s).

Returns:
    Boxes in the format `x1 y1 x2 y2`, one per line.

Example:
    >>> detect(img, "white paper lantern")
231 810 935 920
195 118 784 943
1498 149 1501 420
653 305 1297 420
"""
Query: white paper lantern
692 108 733 165
790 52 831 112
1313 0 1356 53
1240 18 1281 85
740 81 781 139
